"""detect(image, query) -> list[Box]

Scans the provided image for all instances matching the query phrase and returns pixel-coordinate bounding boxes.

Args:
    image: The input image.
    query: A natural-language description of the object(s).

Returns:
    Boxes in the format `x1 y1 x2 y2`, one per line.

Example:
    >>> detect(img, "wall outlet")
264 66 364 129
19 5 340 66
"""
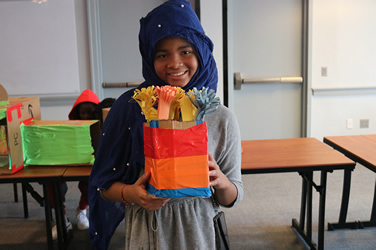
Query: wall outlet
346 118 353 129
321 66 328 77
360 119 369 128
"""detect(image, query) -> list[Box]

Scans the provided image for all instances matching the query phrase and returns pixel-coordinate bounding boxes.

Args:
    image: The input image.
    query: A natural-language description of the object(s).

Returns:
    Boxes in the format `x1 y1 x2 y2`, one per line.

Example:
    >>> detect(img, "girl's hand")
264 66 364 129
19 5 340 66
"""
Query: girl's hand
208 153 238 206
208 153 230 190
126 172 170 210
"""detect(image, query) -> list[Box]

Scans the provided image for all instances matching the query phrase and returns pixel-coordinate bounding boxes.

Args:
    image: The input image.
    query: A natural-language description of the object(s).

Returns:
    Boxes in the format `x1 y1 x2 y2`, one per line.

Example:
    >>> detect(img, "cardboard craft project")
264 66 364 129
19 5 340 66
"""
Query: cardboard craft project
143 120 211 198
20 120 100 166
133 86 220 198
0 84 41 174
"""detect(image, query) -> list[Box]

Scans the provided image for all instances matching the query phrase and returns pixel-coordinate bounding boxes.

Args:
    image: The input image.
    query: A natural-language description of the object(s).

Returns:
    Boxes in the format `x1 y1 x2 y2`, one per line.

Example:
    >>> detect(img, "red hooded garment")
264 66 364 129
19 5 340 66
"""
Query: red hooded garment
68 89 100 120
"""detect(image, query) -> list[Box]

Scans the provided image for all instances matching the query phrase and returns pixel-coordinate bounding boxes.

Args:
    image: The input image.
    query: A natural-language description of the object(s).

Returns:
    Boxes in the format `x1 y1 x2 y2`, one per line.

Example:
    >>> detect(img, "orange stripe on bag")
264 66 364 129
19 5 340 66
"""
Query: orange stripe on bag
145 155 209 190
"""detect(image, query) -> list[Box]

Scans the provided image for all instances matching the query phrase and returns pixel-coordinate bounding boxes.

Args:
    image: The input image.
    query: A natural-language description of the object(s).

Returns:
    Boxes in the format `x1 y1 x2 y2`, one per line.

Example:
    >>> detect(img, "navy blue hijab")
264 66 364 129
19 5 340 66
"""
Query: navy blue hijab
89 1 218 249
138 0 218 92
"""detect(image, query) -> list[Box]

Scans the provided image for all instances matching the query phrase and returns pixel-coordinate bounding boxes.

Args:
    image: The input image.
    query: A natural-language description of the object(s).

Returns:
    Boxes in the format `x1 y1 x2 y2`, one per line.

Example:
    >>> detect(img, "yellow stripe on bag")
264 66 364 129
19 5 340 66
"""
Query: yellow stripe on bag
145 155 209 190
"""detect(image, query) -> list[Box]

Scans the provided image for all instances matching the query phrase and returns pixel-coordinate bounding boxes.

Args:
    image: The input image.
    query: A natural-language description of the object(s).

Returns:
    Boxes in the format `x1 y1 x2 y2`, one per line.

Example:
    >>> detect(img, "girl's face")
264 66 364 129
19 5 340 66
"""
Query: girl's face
153 37 198 87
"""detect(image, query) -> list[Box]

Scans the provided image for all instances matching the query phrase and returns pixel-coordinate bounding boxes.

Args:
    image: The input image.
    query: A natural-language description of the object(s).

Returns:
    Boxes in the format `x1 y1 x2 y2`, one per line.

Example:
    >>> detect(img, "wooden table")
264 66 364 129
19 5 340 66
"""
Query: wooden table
0 166 67 249
62 166 92 181
324 135 376 229
0 165 92 250
241 138 355 250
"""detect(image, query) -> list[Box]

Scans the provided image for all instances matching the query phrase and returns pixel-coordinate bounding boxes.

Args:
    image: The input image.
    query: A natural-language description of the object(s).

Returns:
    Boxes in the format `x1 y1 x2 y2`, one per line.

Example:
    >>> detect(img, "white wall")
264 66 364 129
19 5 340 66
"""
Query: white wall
3 0 376 137
41 0 91 120
0 0 81 96
0 0 91 120
309 0 376 140
310 0 376 89
311 95 376 139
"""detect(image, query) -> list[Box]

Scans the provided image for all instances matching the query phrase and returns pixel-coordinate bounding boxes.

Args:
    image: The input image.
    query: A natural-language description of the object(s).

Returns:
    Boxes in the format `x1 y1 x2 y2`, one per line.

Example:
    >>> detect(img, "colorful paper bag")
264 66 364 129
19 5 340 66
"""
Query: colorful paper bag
143 120 211 198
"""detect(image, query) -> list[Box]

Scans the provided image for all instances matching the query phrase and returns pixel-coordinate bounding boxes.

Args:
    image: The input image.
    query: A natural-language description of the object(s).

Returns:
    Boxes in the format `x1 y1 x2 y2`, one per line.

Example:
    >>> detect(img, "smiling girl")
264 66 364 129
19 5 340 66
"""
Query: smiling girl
88 1 243 249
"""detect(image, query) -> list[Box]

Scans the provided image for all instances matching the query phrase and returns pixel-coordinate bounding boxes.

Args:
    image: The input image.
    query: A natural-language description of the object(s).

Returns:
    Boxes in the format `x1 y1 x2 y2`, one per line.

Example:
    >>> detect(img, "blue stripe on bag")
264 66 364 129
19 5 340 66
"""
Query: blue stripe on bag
147 184 211 198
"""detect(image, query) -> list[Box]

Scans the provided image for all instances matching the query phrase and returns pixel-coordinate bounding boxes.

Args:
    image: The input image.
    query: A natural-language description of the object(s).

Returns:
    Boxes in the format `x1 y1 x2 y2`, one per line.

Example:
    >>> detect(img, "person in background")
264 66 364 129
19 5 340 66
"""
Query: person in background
67 89 100 231
88 1 243 249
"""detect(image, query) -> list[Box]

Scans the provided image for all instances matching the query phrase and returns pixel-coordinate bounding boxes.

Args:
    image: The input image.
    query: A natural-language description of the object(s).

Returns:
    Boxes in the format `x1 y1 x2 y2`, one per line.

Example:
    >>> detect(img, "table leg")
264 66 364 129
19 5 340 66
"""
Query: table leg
358 179 376 228
21 183 29 218
299 175 307 230
338 169 351 224
22 182 45 218
13 183 18 202
42 183 54 250
292 171 317 250
370 179 376 221
52 181 67 249
318 170 328 250
306 172 313 241
327 168 358 230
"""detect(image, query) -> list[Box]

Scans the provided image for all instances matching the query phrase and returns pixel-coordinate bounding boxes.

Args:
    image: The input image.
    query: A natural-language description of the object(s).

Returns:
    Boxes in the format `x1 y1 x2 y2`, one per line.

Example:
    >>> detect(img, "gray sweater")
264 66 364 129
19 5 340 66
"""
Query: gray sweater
206 104 244 207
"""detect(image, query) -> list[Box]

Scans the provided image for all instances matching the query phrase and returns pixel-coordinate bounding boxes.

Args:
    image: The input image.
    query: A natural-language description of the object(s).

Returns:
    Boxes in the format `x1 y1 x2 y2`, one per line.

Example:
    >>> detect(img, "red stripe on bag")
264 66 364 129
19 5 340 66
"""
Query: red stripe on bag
143 122 208 159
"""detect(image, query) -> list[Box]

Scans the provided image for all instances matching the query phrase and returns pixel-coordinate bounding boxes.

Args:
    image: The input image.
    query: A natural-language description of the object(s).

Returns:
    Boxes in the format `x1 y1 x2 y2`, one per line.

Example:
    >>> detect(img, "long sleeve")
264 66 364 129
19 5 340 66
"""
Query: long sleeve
206 105 243 207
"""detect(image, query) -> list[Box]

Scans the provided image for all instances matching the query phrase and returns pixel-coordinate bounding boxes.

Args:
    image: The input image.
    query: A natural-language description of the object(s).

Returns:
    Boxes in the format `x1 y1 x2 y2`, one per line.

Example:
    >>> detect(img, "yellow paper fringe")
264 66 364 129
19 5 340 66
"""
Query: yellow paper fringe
179 91 197 121
132 86 158 122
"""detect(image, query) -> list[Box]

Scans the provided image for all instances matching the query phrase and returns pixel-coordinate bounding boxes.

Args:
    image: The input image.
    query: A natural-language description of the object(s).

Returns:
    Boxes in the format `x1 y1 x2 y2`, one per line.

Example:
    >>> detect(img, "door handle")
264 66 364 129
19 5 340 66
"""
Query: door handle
234 72 303 90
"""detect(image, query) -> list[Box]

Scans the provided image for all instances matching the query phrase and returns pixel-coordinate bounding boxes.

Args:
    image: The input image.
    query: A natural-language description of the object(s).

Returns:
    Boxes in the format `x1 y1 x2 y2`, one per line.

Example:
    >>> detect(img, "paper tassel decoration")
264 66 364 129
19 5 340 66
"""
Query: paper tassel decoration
189 87 220 121
155 86 178 120
132 86 158 122
179 90 197 121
